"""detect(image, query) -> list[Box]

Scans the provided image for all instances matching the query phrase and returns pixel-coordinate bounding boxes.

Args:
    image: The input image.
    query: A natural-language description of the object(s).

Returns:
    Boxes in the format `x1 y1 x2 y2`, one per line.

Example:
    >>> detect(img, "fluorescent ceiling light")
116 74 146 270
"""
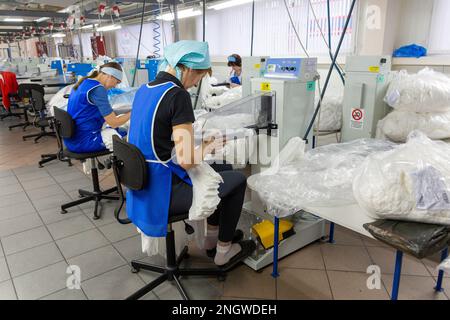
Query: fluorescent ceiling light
0 26 22 30
35 17 50 23
52 33 66 38
3 18 24 22
96 24 122 32
80 24 99 30
209 0 253 10
158 8 202 21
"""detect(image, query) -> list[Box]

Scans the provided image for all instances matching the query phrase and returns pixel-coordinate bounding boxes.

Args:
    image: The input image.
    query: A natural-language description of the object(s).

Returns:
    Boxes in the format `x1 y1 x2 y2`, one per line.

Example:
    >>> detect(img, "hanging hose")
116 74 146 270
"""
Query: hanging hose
152 20 161 58
193 0 206 110
131 0 147 87
326 0 345 84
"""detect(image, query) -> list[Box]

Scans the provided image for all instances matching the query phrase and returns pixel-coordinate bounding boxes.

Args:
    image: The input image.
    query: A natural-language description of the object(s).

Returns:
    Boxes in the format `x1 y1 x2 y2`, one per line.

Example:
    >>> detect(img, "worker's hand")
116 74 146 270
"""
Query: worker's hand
202 132 226 157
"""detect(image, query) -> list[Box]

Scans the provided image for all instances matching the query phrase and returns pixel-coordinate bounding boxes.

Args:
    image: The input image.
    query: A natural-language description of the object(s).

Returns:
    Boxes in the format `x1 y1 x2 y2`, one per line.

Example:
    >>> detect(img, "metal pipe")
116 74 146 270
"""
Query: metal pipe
132 0 147 87
250 0 255 56
173 0 180 41
303 0 357 142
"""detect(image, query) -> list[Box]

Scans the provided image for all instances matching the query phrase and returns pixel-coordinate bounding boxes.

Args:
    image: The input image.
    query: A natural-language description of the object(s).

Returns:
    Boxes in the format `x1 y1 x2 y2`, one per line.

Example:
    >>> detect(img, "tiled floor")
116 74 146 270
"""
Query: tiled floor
0 115 448 300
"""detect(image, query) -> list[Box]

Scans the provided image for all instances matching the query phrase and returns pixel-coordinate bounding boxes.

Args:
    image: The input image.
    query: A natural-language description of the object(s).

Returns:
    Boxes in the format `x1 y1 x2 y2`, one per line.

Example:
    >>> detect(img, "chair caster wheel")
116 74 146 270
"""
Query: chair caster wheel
93 216 100 220
217 274 226 282
131 268 140 274
61 210 67 214
22 138 26 141
184 253 190 259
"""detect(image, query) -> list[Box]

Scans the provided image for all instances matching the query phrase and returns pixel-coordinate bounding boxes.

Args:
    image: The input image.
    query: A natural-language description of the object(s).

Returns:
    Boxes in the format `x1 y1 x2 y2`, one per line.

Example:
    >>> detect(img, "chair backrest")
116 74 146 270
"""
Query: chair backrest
53 107 75 139
18 83 44 99
112 135 148 191
31 89 46 112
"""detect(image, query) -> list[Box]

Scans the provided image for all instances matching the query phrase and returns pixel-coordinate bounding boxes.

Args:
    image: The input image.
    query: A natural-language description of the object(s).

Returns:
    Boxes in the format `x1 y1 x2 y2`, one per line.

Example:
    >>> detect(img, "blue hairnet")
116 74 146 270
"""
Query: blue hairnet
159 40 211 81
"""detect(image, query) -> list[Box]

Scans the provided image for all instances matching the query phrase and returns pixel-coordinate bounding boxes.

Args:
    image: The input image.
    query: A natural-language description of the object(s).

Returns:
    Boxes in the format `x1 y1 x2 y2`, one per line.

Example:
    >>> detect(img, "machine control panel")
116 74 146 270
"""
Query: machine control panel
264 58 317 81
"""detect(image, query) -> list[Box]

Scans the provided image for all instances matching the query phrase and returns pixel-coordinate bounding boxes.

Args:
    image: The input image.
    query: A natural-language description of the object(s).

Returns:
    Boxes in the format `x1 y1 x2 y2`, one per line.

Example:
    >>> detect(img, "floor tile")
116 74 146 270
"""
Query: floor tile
21 177 57 191
332 226 365 246
382 274 448 300
59 177 92 193
0 192 30 209
56 229 110 259
13 261 69 300
278 243 325 270
0 184 24 196
366 246 430 276
85 200 124 227
361 235 389 248
53 171 89 184
0 202 36 222
16 171 51 183
7 242 64 278
25 184 66 201
277 268 332 300
0 170 14 178
0 175 19 185
2 226 53 255
13 165 40 175
98 222 139 243
327 270 389 300
321 244 372 272
81 265 146 300
68 245 126 281
31 193 73 211
223 265 275 299
0 280 16 300
0 213 43 238
46 214 95 240
40 288 87 300
113 235 147 262
38 207 84 225
0 257 10 282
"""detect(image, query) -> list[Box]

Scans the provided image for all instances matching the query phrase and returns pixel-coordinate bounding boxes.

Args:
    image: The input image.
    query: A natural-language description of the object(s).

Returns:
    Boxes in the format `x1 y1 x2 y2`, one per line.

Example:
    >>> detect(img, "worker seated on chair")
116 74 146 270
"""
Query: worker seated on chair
64 62 130 153
227 54 242 88
127 40 255 270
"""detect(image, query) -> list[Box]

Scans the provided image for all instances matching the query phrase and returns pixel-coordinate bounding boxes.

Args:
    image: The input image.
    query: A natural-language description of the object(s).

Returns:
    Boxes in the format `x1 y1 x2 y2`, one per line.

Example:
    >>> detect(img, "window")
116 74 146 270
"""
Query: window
428 0 450 54
197 0 356 57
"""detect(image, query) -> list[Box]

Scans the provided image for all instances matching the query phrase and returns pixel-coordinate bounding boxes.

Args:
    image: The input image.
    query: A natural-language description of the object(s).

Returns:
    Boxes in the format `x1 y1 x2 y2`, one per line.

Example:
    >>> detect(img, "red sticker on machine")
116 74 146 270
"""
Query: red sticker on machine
351 108 364 130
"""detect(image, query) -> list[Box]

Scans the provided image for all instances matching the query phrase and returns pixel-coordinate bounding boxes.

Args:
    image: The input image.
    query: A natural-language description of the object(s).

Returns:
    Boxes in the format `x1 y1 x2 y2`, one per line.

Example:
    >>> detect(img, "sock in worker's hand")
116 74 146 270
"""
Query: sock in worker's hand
214 243 242 266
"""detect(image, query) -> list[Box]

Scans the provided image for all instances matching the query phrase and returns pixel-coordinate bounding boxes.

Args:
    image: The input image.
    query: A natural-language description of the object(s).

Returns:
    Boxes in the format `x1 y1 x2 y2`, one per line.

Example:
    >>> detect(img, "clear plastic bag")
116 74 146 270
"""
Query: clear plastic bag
47 84 75 115
247 137 395 218
384 68 450 113
109 88 138 114
378 110 450 142
353 131 450 225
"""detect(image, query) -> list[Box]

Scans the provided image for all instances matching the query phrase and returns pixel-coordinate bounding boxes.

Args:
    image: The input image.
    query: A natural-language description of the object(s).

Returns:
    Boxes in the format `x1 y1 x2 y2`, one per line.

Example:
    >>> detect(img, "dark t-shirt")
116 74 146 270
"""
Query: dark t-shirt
151 72 195 161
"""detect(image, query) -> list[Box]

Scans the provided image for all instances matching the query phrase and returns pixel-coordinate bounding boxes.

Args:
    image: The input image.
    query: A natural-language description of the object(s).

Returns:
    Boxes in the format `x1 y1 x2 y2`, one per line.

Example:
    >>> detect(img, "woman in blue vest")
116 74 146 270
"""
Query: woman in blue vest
227 54 242 88
65 62 130 153
127 41 255 270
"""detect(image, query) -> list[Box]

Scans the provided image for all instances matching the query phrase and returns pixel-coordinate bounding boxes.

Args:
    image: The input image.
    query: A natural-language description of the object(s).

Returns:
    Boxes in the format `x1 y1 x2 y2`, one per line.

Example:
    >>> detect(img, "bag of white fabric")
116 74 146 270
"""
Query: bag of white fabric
384 68 450 113
315 95 343 131
353 131 450 225
377 110 450 142
46 84 75 116
247 137 395 218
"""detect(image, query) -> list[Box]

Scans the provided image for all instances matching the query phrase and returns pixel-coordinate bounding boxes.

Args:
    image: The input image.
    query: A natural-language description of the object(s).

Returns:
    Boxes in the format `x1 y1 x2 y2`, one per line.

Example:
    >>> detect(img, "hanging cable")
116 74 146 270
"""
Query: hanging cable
283 0 309 57
303 0 357 146
326 0 345 84
131 0 147 87
308 0 345 84
194 0 206 110
250 0 255 56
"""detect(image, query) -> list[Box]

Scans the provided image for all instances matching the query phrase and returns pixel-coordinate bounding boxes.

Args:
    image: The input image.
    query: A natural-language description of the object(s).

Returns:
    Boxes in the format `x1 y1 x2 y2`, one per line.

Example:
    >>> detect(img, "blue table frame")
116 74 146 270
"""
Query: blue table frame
270 218 448 300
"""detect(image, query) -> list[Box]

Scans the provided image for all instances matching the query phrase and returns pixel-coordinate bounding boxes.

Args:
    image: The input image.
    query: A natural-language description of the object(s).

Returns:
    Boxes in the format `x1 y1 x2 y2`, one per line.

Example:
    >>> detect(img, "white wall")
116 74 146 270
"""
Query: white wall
395 0 434 49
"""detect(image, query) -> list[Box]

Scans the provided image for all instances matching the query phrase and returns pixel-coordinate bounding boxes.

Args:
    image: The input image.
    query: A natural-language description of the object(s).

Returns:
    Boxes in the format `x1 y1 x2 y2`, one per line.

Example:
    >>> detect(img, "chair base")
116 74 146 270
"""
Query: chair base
61 186 119 220
60 164 118 220
38 153 73 168
127 246 226 300
23 130 56 143
0 111 21 121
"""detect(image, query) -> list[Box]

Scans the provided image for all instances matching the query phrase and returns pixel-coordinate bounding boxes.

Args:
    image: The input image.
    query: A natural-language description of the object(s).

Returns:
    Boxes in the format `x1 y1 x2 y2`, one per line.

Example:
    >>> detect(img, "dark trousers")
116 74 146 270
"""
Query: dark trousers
169 164 246 242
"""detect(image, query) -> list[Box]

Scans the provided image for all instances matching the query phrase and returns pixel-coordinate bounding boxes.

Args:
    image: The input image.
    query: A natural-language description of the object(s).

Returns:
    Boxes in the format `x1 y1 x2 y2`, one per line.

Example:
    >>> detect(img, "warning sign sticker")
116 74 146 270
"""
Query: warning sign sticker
351 108 364 130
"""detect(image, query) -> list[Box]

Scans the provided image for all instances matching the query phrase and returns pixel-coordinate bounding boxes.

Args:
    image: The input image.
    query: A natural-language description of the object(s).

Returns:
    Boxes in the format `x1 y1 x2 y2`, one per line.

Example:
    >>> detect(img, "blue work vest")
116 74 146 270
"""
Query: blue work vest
126 81 192 237
65 79 106 153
